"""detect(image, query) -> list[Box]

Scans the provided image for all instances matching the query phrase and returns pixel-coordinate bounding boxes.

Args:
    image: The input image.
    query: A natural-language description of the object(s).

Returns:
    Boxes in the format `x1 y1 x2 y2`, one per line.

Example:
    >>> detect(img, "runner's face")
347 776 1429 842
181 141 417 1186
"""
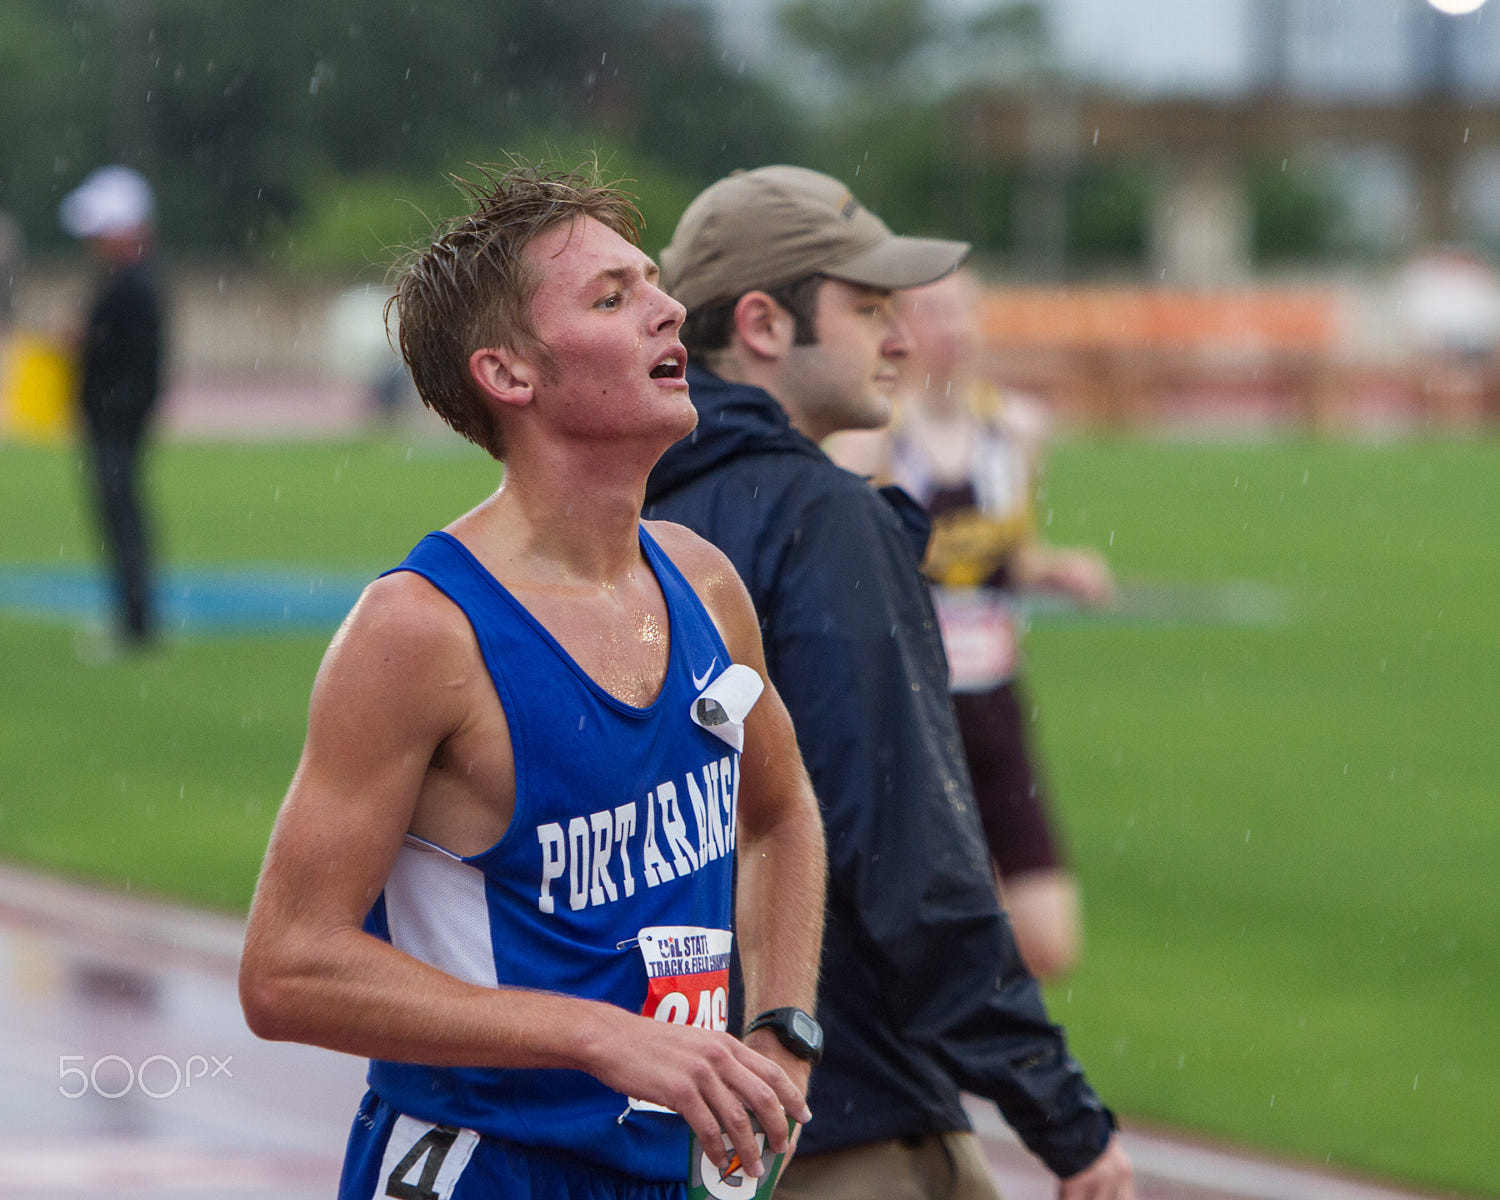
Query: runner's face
522 217 694 446
781 279 911 444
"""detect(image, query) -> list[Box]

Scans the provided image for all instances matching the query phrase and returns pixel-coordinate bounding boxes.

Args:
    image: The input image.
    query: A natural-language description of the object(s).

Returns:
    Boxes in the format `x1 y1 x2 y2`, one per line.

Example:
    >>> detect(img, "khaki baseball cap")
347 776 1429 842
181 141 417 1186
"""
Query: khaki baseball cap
661 165 970 311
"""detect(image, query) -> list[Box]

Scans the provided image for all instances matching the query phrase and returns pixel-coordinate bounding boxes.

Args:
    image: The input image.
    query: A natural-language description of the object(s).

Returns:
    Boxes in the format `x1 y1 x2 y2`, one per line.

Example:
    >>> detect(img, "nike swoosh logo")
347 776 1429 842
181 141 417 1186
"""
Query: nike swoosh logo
692 656 719 691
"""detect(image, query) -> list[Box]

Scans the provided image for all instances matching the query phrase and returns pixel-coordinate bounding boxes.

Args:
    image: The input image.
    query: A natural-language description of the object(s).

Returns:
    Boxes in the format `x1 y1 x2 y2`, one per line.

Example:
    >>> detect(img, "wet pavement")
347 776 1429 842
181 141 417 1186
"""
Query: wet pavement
0 862 1465 1200
0 864 360 1198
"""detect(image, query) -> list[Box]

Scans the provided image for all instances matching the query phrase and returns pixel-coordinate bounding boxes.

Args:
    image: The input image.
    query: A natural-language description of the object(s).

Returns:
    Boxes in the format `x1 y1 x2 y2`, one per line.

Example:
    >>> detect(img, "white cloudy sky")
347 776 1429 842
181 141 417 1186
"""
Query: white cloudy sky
697 0 1500 99
698 0 1251 93
1044 0 1250 92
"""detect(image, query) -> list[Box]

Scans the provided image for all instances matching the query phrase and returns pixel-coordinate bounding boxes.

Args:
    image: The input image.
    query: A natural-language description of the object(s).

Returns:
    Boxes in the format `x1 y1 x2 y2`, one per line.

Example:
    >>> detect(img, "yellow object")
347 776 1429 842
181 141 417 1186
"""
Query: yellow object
0 331 74 444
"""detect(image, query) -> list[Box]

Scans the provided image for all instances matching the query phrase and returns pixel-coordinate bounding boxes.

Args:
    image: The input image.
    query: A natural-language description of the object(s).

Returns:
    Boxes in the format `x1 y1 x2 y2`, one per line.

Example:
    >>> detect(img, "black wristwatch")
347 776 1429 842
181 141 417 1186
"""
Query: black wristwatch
745 1007 824 1065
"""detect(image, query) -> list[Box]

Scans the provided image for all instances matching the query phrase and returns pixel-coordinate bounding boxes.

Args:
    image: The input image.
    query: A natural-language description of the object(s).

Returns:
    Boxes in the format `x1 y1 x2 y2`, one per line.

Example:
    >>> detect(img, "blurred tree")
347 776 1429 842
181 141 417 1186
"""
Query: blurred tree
0 0 1338 277
0 0 796 268
776 0 1048 103
0 0 114 242
1067 163 1152 269
778 0 933 89
771 0 1063 267
1248 157 1344 264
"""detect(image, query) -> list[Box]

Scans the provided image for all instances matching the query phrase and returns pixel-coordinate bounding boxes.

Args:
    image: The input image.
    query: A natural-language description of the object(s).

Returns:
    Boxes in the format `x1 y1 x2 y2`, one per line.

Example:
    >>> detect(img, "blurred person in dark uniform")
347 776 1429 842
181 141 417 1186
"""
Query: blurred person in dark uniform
59 166 165 648
0 209 22 331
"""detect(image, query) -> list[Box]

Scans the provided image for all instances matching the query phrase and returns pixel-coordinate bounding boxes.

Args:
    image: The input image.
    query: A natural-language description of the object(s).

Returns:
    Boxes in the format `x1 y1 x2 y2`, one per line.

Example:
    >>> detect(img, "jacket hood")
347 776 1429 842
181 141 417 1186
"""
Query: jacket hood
646 364 825 503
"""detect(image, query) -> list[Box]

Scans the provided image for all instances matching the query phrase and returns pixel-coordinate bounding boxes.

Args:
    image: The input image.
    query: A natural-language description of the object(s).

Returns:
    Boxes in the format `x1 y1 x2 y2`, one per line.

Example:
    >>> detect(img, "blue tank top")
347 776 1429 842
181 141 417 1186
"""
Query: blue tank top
364 527 742 1181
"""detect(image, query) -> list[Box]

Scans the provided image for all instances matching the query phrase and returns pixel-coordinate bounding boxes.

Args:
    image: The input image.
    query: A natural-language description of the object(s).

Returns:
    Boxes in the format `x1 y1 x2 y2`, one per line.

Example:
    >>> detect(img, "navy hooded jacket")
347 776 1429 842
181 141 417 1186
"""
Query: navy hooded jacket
644 365 1114 1177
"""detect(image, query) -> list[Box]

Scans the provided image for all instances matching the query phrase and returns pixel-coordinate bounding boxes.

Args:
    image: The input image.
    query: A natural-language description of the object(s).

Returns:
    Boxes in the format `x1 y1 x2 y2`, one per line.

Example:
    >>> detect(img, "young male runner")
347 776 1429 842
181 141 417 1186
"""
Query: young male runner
645 166 1133 1199
239 164 826 1199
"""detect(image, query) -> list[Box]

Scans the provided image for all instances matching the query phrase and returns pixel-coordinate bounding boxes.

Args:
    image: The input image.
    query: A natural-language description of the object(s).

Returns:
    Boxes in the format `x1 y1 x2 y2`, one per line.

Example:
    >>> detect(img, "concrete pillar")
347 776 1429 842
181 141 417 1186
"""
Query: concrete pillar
1149 155 1251 286
1013 98 1081 280
1411 147 1465 246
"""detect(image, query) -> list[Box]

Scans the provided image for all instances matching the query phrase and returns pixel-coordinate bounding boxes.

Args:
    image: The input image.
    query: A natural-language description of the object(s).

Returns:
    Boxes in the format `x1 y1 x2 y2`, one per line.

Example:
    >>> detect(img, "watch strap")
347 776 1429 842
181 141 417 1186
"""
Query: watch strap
745 1006 823 1064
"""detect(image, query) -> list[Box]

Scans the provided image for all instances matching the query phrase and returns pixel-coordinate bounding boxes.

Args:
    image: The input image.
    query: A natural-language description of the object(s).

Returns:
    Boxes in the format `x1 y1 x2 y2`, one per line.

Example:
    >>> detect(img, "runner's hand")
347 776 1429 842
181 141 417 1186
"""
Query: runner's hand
589 1013 809 1180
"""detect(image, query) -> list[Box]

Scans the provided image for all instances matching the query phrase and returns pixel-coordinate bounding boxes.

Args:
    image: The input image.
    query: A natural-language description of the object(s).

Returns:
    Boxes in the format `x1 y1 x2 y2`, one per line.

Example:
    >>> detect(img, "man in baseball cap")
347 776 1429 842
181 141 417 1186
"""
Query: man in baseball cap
59 166 165 649
645 168 1135 1199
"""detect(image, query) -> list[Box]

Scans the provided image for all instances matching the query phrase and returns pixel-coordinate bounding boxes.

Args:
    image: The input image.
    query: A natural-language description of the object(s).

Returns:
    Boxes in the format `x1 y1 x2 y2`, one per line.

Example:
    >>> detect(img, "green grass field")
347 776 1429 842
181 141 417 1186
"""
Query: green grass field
1 432 1496 1194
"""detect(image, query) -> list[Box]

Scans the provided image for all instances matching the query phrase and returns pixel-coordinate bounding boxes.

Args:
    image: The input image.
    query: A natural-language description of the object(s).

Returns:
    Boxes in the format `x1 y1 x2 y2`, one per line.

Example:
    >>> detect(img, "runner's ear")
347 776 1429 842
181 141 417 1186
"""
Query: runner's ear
469 347 535 409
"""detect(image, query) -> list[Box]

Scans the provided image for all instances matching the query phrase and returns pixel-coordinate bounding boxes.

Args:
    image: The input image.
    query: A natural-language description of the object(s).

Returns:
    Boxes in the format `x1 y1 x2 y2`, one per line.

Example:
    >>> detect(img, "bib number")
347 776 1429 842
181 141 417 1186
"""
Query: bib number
378 1116 478 1200
629 925 732 1113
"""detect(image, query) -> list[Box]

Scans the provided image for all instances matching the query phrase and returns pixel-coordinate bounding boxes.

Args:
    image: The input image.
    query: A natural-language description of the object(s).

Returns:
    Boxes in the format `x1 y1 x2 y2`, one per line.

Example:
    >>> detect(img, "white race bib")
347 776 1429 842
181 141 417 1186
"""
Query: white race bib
627 925 733 1114
933 587 1019 692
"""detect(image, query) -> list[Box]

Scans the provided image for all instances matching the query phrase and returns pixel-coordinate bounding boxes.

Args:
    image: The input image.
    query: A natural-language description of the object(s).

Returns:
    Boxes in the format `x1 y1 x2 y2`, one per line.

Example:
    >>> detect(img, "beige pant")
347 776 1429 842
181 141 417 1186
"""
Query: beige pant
775 1132 1003 1200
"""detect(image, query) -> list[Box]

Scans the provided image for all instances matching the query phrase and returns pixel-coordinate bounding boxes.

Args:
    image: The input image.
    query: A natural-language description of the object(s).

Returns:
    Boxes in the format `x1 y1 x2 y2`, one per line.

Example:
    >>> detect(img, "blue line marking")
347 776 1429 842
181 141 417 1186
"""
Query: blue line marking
0 566 369 633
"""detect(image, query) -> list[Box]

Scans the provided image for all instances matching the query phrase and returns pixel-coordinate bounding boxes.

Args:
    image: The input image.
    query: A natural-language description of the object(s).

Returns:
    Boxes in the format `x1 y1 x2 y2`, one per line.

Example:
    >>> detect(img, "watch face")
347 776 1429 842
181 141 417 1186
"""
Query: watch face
790 1010 822 1050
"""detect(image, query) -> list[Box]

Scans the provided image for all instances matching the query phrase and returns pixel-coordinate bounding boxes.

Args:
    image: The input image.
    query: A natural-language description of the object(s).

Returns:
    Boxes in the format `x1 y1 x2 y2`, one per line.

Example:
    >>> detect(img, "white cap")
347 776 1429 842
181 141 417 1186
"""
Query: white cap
59 166 155 238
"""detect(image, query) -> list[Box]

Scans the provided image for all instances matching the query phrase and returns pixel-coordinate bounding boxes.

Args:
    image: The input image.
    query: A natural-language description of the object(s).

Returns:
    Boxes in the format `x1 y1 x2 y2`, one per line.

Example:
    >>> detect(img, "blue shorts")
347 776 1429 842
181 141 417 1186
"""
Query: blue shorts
338 1090 690 1200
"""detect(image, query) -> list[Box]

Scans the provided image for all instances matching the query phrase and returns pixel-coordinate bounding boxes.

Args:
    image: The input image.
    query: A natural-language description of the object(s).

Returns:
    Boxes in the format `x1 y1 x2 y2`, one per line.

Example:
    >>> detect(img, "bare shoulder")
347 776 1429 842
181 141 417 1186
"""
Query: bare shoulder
644 520 746 608
643 519 760 659
314 569 478 708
